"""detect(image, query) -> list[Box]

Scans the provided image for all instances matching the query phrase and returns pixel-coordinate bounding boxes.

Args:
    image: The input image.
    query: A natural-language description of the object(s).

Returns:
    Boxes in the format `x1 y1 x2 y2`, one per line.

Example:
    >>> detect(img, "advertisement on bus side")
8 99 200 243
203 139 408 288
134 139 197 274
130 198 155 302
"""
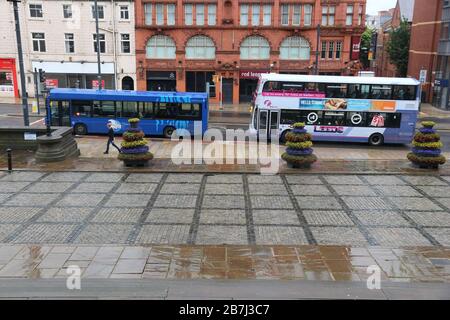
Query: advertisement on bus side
299 98 396 112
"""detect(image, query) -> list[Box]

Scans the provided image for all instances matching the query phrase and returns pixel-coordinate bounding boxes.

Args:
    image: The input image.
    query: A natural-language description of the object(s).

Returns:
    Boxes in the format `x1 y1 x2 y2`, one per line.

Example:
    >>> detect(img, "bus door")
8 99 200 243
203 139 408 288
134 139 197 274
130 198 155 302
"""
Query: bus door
50 100 70 127
258 109 279 141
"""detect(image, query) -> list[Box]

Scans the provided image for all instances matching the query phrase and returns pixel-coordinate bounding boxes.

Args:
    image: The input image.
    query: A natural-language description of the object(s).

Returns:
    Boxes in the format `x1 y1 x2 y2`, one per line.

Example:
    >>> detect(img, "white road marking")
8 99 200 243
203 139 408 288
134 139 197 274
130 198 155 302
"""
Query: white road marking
30 118 45 126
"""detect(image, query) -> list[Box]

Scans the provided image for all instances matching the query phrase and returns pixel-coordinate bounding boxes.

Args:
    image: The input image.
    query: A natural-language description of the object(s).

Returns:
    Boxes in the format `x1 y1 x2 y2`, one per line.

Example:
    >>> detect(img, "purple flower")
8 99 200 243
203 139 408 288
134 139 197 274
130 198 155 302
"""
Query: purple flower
120 146 150 154
419 128 436 134
412 148 442 156
286 147 313 156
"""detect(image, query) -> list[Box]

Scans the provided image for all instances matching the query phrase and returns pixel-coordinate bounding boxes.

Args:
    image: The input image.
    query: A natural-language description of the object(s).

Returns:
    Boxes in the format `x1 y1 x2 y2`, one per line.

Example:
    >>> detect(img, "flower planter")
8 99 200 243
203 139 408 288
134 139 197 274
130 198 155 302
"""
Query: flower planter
118 118 153 167
281 122 317 169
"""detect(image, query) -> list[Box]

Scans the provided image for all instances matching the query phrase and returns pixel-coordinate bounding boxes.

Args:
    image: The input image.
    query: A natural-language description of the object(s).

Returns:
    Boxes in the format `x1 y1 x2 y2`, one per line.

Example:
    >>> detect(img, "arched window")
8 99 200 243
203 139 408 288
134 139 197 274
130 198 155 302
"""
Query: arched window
240 36 270 60
146 35 176 59
280 36 310 60
185 35 215 59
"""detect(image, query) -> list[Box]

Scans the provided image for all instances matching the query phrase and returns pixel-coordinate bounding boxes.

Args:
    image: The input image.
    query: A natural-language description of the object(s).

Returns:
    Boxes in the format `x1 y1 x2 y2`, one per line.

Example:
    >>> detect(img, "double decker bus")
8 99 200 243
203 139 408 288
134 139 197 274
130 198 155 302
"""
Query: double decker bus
46 89 208 137
250 74 421 145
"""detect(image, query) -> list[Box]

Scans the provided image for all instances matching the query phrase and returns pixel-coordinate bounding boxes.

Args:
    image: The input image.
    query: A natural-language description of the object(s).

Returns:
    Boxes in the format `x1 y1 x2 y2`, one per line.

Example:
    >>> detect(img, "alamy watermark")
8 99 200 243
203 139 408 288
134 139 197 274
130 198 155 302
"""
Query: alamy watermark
170 122 280 174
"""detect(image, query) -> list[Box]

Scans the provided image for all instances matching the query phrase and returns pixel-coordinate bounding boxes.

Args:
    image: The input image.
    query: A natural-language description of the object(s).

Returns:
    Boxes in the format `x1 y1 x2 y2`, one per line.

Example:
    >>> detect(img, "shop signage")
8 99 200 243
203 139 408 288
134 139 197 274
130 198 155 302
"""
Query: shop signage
239 70 268 79
92 80 105 89
350 36 361 60
45 79 58 88
419 70 427 84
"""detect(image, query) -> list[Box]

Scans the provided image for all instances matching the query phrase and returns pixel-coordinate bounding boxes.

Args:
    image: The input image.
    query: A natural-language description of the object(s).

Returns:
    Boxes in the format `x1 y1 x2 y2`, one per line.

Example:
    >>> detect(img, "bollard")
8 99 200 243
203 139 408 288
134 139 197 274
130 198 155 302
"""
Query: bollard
6 148 12 173
46 122 52 137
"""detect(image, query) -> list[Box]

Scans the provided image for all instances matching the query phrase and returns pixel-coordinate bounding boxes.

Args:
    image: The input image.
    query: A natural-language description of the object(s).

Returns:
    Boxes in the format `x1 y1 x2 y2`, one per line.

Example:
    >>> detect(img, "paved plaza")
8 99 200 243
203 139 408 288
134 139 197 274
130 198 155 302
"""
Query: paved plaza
0 171 449 247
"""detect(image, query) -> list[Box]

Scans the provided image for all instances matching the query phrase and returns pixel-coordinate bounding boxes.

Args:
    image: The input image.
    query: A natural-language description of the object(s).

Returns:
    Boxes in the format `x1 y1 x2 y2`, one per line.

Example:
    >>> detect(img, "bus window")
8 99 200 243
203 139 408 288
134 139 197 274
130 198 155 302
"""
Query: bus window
120 101 138 118
141 102 154 119
347 84 359 98
72 100 91 117
360 85 371 99
371 85 392 100
305 111 322 125
346 112 366 127
280 110 305 124
155 103 179 119
326 84 347 98
347 84 370 99
385 113 402 128
179 103 201 120
368 113 386 127
392 85 416 100
92 101 115 118
323 111 345 126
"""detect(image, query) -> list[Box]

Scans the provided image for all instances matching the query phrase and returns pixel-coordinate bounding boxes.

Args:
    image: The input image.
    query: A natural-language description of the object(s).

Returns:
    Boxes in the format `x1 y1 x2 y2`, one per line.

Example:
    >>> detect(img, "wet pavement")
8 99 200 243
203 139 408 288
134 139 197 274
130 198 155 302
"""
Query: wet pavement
0 244 449 284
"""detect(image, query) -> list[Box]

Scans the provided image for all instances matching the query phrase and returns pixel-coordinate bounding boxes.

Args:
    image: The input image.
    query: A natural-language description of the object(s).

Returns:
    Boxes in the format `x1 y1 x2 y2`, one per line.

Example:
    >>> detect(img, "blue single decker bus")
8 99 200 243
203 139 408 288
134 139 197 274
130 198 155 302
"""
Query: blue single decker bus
46 89 208 137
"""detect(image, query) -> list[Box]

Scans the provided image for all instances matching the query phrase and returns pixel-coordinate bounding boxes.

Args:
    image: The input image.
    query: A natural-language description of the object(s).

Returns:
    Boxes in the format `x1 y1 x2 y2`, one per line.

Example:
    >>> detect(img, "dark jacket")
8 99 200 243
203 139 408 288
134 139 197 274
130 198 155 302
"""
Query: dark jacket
108 127 115 139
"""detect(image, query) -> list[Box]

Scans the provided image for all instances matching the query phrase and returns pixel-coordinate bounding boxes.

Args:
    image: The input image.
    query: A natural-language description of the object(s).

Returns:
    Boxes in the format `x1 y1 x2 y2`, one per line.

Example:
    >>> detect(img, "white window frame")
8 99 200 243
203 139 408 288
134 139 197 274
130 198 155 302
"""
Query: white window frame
186 35 216 59
120 33 131 54
304 4 312 26
64 33 75 53
185 4 193 25
196 4 204 26
155 3 164 25
240 36 270 60
29 3 43 18
336 41 342 59
120 5 129 20
32 32 46 52
292 4 301 26
93 33 106 53
62 4 72 19
263 5 272 26
92 5 105 20
252 4 260 26
207 4 216 26
358 6 363 25
144 3 152 25
146 35 176 59
167 4 175 25
281 4 289 26
280 36 310 60
346 5 353 26
240 4 249 26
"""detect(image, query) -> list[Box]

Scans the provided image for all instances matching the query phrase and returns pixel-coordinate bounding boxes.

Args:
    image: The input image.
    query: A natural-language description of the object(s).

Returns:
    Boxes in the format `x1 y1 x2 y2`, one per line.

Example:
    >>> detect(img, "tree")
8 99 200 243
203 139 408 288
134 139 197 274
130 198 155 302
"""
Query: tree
386 19 411 77
360 27 374 69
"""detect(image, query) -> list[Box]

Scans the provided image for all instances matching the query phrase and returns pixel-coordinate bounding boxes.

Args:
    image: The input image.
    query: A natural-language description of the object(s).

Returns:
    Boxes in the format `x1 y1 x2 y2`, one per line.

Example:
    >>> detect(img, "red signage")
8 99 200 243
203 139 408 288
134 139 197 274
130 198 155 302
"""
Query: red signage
239 70 269 79
351 36 361 60
45 79 58 88
92 80 105 89
0 58 19 97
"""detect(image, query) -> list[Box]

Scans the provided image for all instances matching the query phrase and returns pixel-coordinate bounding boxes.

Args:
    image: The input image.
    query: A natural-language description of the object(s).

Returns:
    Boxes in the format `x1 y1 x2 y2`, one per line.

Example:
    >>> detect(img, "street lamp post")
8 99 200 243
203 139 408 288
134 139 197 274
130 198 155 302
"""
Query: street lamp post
94 0 102 90
314 24 320 75
8 0 30 126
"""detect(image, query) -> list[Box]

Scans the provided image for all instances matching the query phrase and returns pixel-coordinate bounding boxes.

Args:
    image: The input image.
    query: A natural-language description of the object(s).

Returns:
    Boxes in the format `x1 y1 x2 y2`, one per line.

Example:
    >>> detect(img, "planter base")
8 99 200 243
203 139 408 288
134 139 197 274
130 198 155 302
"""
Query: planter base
287 162 312 169
123 160 149 167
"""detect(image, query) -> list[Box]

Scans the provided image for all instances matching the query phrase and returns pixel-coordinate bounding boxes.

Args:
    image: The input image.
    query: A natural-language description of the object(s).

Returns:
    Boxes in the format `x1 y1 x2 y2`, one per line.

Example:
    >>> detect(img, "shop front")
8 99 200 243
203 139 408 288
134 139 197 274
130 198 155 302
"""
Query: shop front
31 61 115 91
146 71 176 91
239 70 268 103
0 58 19 97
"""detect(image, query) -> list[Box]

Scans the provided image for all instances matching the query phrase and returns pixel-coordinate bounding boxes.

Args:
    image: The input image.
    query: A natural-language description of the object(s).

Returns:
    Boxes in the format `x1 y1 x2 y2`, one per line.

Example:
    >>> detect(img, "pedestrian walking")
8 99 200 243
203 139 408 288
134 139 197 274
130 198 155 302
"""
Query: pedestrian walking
104 121 121 154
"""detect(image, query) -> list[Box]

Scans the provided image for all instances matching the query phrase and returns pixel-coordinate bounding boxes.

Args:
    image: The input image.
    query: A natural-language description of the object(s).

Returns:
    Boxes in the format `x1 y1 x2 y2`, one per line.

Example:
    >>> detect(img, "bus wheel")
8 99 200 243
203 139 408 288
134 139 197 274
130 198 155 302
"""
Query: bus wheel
280 130 290 144
74 124 87 135
163 126 175 138
368 133 384 146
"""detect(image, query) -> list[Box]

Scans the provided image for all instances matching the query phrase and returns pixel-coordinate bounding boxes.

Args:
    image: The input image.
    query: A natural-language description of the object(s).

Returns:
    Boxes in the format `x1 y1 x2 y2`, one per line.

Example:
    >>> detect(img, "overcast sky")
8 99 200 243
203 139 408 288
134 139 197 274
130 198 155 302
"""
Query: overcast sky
366 0 397 15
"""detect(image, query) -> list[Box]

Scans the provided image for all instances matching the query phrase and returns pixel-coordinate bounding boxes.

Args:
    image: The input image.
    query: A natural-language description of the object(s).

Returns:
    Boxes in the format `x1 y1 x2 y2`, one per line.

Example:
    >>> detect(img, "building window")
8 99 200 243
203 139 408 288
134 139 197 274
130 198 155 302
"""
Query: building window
252 4 260 26
280 36 310 60
146 35 176 59
358 6 363 25
240 36 270 60
64 33 74 53
328 41 334 59
336 41 342 59
63 4 72 19
292 5 301 26
346 5 353 26
185 4 193 25
167 4 175 25
29 4 43 18
263 5 272 26
121 34 130 53
186 35 215 59
156 4 164 25
196 4 204 25
93 34 106 53
240 4 249 26
321 41 327 59
304 4 312 26
281 4 289 26
32 32 46 52
92 5 104 19
207 4 216 25
120 5 129 20
321 6 335 26
144 3 152 25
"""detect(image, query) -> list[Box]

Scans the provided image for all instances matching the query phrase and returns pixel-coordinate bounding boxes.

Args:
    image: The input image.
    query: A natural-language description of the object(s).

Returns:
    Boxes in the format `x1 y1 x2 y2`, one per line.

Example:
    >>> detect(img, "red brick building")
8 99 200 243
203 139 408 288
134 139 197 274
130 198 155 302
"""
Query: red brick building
407 0 442 104
135 0 366 104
